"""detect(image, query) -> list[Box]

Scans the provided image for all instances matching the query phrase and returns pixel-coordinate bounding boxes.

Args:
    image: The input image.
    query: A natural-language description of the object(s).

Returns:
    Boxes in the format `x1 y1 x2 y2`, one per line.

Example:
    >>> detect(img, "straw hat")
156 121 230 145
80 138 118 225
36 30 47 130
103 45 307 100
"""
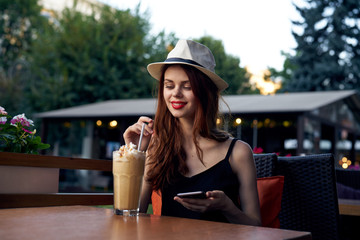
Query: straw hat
147 39 228 91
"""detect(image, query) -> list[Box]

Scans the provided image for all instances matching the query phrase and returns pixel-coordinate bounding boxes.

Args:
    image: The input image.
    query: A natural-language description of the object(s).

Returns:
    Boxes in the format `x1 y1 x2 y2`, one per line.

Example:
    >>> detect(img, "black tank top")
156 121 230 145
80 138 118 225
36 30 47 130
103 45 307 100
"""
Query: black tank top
161 138 241 222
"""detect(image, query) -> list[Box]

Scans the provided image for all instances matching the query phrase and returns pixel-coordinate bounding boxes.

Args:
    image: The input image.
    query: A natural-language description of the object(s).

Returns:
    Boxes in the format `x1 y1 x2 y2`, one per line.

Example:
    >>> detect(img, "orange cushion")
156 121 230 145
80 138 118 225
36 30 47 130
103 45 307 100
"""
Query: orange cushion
257 176 284 228
151 190 162 216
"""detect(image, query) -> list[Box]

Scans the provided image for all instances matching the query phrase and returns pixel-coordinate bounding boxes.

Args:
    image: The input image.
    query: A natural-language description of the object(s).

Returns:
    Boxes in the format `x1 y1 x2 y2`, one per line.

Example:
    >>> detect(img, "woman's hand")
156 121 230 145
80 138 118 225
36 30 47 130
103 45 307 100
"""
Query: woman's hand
123 116 153 151
173 190 232 213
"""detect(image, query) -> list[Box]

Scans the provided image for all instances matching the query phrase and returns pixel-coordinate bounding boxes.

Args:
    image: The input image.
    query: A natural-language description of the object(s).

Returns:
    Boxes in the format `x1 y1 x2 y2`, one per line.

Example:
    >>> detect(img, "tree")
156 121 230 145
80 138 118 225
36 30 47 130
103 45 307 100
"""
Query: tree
0 0 44 70
1 1 256 119
0 0 46 114
195 36 254 94
26 4 172 113
283 0 360 92
269 51 298 92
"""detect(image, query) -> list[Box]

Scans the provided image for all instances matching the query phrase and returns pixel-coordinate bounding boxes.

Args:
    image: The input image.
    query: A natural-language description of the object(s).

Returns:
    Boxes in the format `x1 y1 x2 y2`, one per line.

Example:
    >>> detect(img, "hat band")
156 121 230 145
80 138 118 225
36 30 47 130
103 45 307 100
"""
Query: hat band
165 58 204 68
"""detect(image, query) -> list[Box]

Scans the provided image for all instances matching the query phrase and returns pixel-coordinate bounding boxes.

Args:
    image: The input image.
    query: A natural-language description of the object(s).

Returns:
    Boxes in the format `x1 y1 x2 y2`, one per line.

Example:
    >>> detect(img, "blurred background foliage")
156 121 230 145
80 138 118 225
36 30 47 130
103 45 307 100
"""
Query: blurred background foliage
0 0 359 118
272 0 360 92
0 0 253 118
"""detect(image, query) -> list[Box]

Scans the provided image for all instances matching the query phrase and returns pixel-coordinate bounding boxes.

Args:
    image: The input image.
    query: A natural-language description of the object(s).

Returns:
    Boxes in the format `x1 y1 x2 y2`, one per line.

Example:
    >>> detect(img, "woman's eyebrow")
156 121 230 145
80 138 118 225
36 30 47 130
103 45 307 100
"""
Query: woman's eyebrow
164 79 190 84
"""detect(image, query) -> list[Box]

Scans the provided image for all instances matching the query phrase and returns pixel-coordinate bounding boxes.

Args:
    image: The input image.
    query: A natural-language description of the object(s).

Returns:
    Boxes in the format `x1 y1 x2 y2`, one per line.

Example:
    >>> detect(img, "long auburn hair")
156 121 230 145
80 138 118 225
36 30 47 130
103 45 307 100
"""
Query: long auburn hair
146 64 230 191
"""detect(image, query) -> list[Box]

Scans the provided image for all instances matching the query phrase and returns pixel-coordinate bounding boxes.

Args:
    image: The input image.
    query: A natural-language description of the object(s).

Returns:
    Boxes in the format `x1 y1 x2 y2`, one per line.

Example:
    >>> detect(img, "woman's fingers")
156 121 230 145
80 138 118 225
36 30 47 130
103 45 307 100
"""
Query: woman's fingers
173 190 227 213
174 196 210 212
123 116 153 149
137 117 154 136
206 190 222 199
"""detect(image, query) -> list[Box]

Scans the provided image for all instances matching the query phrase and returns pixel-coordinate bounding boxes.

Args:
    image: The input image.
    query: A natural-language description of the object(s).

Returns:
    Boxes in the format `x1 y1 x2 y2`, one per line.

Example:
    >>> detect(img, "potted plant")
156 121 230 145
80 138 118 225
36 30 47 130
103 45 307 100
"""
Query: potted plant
0 106 58 193
0 106 50 153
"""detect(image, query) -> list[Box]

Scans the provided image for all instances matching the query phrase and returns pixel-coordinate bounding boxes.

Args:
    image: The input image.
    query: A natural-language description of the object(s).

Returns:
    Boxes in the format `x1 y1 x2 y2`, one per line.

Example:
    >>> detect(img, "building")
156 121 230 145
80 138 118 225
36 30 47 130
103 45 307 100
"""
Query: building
35 90 360 168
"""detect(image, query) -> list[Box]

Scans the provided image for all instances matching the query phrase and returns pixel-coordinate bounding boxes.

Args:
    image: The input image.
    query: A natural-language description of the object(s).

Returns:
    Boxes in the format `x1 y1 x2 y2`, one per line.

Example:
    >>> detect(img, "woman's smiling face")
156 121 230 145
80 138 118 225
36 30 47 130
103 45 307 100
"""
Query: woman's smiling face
163 65 197 121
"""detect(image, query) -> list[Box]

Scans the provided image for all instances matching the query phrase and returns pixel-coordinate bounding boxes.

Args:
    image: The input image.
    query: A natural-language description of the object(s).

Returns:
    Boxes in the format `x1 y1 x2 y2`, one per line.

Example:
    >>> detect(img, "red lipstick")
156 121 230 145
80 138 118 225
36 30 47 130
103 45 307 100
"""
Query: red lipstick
171 101 186 109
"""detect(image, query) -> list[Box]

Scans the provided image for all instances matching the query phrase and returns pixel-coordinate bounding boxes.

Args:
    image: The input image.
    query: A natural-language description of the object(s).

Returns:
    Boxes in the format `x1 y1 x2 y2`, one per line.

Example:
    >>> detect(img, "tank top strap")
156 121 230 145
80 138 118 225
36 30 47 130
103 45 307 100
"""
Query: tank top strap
224 138 238 161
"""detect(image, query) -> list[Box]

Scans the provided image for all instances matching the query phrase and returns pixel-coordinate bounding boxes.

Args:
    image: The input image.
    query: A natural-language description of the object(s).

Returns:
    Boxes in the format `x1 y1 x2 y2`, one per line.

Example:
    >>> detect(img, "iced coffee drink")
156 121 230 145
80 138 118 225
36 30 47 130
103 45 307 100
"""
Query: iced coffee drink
113 143 145 216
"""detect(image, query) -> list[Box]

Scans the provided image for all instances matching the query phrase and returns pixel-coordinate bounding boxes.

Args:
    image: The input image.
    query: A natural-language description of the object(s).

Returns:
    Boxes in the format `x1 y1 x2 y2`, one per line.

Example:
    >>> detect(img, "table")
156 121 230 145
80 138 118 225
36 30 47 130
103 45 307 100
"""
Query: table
338 198 360 216
0 206 311 240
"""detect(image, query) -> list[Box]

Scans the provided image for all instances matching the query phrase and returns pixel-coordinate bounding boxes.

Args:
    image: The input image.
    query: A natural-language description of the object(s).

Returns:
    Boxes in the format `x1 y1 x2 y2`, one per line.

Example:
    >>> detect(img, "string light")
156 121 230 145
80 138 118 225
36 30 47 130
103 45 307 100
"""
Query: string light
109 120 117 128
339 157 352 169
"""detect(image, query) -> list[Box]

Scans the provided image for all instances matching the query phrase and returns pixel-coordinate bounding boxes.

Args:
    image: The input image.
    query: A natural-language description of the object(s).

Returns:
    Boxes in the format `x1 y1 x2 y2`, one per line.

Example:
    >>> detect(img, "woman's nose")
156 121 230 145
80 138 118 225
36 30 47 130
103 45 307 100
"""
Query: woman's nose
173 86 183 97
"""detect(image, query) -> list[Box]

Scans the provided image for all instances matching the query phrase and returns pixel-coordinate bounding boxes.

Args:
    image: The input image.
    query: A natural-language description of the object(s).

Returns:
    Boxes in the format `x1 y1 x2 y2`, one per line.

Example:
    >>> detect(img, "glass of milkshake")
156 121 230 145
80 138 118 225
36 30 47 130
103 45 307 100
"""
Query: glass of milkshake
112 142 145 216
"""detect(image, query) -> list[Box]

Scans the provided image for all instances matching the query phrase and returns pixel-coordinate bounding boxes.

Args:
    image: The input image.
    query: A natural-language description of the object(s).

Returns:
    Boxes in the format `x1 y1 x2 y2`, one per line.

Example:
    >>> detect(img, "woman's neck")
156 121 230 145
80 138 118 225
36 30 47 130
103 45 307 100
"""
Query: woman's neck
179 118 195 140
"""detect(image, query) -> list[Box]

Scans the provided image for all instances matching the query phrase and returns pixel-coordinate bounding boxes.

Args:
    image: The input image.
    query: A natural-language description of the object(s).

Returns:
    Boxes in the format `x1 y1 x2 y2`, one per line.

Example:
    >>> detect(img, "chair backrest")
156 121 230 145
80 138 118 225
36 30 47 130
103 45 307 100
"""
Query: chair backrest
254 153 278 178
276 153 339 240
0 152 113 208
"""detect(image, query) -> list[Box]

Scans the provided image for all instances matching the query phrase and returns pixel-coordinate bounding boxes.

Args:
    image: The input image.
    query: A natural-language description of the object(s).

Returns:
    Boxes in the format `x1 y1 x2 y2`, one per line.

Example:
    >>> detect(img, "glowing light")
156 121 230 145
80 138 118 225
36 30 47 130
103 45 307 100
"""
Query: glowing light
283 121 290 127
96 120 102 126
248 68 281 95
216 118 221 125
340 157 352 169
109 120 117 128
235 118 242 125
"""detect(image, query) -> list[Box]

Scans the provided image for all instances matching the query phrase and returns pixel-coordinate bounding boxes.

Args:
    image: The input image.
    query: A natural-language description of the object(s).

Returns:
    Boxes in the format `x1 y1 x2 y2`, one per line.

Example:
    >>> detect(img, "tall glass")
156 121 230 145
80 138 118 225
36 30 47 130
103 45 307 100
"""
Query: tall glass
112 144 145 216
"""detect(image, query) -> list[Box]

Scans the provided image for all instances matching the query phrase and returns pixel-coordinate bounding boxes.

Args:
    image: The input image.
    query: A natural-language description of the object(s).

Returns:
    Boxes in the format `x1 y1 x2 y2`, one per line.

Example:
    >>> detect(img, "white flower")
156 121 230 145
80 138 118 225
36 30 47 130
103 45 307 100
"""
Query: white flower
0 106 8 115
10 113 34 127
0 117 6 124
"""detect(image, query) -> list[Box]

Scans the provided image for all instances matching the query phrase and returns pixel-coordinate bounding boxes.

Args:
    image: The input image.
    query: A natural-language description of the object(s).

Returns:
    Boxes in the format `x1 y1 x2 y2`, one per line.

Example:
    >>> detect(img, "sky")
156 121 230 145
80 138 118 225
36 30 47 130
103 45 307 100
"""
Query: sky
99 0 304 74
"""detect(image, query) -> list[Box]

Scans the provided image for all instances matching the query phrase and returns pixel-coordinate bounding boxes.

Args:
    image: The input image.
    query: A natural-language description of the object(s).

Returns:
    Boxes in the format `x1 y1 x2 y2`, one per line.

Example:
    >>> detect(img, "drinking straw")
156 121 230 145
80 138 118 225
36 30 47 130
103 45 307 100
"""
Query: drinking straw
137 123 146 151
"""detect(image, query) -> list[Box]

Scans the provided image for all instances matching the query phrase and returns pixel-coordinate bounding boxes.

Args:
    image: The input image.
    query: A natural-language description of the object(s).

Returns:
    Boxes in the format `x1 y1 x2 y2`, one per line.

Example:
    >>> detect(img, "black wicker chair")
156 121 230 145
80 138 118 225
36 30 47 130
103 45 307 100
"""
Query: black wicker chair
254 153 278 178
276 154 340 240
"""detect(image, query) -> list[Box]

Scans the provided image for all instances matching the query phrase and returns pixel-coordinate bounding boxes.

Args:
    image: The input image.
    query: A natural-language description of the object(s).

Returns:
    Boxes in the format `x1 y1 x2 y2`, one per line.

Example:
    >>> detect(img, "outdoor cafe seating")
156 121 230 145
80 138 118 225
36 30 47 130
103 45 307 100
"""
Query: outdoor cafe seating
0 152 357 240
254 153 339 240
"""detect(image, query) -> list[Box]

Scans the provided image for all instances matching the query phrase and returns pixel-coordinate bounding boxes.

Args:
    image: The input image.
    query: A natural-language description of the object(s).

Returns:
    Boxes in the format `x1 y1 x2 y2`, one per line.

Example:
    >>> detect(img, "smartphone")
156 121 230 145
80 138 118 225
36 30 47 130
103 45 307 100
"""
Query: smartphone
176 191 207 199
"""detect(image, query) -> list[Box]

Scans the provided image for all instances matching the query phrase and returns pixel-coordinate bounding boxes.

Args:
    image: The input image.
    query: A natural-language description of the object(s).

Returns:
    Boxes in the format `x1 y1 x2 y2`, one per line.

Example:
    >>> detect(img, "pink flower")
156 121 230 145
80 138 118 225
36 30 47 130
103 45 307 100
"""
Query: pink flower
349 165 360 170
0 106 49 153
10 114 34 127
22 128 33 134
253 147 264 154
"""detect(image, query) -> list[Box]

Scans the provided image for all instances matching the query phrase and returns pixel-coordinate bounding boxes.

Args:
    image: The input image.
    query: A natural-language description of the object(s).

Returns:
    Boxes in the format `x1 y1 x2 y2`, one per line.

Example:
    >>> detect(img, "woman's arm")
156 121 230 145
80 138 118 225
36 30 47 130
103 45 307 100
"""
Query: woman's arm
139 156 153 213
139 180 152 213
225 140 261 225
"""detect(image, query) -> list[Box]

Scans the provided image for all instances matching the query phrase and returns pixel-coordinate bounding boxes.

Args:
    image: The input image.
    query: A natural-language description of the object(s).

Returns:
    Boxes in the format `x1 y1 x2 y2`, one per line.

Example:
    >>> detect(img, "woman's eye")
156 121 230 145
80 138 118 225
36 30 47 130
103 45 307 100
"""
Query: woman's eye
165 85 174 89
183 85 192 90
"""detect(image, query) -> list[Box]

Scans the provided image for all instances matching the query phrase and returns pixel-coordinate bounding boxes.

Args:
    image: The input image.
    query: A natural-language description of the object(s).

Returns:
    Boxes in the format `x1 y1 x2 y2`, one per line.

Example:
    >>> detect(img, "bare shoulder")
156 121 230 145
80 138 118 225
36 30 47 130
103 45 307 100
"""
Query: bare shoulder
229 139 255 174
231 139 254 163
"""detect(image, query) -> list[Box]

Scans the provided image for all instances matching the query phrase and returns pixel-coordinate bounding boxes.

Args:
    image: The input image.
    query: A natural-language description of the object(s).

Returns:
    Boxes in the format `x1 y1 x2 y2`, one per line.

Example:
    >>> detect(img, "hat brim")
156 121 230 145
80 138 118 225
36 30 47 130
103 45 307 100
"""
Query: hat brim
147 61 228 92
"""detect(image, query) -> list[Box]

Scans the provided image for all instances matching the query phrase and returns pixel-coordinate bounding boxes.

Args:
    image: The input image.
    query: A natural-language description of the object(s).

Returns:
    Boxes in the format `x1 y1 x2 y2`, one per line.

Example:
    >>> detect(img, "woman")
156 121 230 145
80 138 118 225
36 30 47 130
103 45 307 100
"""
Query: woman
123 40 261 225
